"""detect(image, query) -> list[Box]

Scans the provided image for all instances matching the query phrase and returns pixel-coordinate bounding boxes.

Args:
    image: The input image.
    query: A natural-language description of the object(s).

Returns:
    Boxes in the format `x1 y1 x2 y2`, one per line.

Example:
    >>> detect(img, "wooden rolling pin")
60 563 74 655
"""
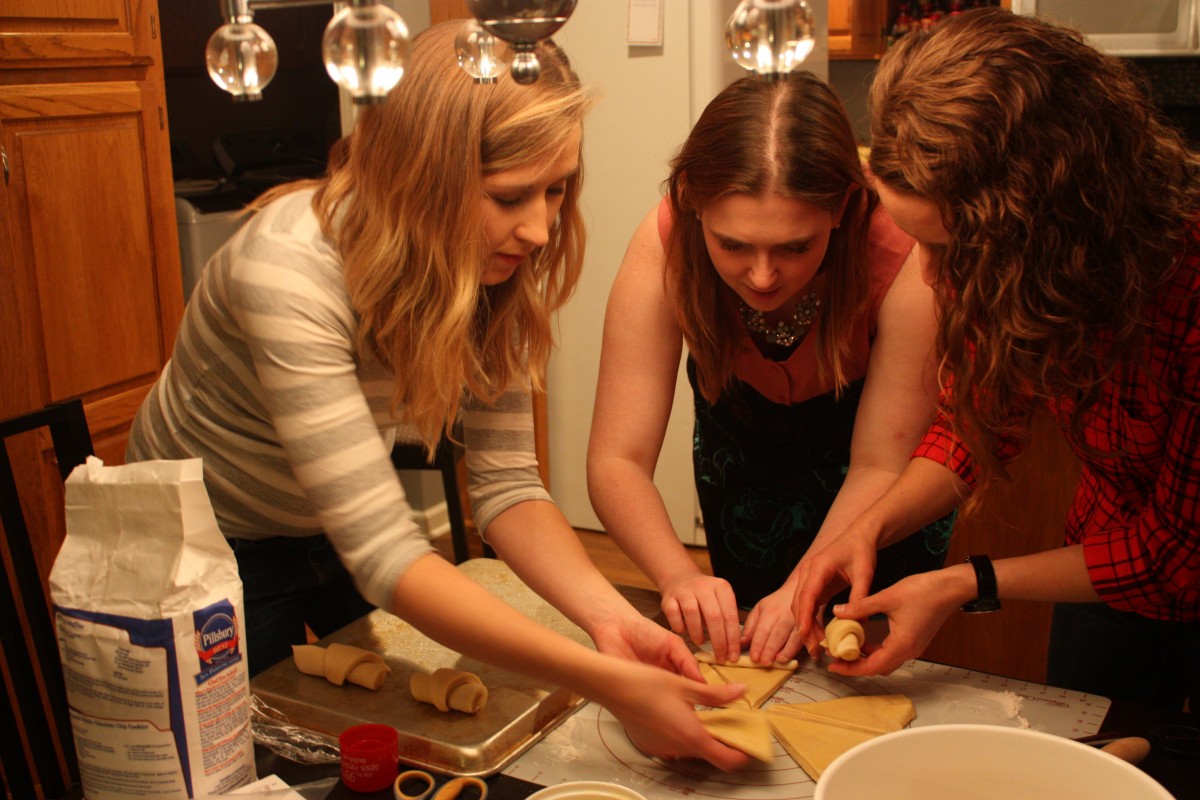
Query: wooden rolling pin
1096 736 1152 765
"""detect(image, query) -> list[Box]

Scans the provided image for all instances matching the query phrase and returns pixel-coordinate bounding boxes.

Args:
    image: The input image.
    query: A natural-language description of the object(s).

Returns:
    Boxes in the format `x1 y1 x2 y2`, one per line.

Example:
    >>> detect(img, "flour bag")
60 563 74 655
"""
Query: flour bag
50 457 255 798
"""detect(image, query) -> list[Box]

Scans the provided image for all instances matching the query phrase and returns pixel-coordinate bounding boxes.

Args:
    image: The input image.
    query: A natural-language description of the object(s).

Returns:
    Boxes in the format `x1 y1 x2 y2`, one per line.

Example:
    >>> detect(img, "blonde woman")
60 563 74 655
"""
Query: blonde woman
129 22 749 767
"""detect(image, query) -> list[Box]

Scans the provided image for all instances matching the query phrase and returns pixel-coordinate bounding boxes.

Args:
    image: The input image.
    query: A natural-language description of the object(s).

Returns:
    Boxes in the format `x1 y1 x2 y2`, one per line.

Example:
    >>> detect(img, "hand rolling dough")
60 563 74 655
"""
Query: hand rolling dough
820 619 865 661
410 667 488 714
292 643 391 690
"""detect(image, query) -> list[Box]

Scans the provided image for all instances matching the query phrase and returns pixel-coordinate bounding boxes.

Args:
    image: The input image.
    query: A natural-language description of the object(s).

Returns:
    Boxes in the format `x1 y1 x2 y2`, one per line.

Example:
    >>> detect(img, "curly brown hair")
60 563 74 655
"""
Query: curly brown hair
667 73 875 402
869 8 1200 496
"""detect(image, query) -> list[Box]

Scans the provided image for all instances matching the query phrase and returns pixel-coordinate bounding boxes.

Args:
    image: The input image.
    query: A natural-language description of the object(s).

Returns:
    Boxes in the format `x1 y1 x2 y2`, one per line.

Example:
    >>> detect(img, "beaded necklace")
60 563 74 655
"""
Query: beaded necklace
738 291 821 347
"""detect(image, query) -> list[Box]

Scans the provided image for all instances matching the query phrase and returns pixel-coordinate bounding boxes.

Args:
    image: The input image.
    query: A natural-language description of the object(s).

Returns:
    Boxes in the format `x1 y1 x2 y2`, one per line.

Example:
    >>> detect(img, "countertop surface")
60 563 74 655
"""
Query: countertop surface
251 577 1197 800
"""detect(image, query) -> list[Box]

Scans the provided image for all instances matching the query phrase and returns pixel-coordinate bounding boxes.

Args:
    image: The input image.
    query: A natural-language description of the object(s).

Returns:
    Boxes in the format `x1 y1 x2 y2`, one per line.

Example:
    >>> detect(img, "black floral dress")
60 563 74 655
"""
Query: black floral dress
689 358 955 609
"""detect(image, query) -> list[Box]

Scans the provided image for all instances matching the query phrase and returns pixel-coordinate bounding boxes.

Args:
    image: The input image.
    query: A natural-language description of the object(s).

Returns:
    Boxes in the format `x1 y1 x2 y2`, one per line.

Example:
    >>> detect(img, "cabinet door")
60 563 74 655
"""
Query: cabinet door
0 0 156 66
0 80 183 446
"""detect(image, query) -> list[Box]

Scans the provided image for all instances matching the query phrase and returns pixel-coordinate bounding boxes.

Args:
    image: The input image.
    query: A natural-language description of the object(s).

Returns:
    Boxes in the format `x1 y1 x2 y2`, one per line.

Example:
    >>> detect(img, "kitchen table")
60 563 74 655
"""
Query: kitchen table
249 582 1196 800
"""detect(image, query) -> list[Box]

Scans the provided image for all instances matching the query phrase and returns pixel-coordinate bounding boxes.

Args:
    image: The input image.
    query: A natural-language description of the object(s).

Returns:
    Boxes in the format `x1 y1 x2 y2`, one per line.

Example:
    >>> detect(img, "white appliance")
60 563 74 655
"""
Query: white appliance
175 195 245 301
1011 0 1200 56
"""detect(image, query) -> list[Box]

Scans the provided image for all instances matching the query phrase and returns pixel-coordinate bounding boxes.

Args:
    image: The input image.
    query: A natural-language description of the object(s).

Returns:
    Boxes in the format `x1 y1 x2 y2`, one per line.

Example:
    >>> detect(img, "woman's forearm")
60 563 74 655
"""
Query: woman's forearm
392 552 631 696
589 457 704 591
484 500 646 637
858 457 966 549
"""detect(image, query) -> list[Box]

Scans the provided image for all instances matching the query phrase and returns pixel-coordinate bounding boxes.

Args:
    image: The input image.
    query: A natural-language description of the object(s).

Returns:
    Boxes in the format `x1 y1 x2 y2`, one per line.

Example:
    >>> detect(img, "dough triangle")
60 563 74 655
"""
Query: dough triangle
697 708 775 763
695 652 797 709
767 694 915 735
767 714 876 780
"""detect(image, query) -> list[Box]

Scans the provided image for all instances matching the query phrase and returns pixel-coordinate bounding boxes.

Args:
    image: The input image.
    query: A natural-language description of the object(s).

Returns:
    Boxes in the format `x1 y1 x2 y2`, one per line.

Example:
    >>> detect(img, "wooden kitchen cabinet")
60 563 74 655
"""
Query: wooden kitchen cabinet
0 0 181 550
1 1 180 792
829 1 1013 61
829 0 891 60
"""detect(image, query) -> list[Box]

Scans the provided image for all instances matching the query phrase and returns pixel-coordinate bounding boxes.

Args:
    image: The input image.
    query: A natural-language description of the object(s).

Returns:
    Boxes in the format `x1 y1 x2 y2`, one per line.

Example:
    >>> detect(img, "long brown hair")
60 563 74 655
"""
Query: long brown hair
257 21 590 451
667 73 875 402
870 8 1200 494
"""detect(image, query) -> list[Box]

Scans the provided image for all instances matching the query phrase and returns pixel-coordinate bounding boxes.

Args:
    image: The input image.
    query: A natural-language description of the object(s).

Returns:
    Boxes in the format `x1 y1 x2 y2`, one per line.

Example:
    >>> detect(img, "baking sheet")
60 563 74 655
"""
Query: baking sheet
251 559 592 776
503 658 1111 799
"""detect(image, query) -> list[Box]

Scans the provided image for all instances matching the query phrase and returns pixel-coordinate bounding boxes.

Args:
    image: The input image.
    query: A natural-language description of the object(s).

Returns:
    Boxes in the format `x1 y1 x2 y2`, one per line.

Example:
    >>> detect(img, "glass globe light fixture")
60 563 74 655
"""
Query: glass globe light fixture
205 1 277 101
466 0 578 85
455 20 507 84
322 0 411 104
726 0 815 80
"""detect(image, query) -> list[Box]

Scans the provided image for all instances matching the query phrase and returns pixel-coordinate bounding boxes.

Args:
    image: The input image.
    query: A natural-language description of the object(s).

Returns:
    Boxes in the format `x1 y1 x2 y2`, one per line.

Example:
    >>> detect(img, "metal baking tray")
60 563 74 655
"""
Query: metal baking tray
250 559 591 776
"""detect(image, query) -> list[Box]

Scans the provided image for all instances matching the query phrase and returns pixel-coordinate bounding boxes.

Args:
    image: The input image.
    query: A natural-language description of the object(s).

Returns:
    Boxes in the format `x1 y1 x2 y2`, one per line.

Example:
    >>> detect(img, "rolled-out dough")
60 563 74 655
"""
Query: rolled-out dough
696 652 798 709
697 708 775 762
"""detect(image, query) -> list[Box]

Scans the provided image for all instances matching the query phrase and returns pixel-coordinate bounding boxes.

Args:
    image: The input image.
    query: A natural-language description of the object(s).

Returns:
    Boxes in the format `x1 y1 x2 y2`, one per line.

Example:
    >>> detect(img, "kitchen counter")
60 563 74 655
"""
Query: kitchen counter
252 583 1197 800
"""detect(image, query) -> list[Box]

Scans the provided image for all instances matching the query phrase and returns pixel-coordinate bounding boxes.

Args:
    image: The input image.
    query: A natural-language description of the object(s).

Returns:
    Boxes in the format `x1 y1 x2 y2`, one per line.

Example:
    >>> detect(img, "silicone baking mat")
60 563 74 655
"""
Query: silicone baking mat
502 658 1110 800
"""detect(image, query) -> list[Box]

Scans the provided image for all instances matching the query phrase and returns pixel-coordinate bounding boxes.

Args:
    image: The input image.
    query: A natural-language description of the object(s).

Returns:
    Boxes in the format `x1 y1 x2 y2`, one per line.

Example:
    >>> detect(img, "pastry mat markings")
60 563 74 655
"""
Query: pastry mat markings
502 658 1110 800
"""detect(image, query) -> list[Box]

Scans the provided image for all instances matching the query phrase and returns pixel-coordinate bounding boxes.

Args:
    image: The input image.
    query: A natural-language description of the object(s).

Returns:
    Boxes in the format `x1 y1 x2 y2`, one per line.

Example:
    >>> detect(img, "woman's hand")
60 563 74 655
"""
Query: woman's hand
822 568 967 677
791 529 880 656
591 614 706 682
740 584 804 665
601 661 752 771
659 573 742 663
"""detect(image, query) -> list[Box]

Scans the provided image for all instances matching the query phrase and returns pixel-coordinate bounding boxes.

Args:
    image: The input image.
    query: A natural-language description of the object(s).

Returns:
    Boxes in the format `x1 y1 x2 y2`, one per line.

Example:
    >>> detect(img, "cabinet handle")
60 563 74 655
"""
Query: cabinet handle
1 145 8 186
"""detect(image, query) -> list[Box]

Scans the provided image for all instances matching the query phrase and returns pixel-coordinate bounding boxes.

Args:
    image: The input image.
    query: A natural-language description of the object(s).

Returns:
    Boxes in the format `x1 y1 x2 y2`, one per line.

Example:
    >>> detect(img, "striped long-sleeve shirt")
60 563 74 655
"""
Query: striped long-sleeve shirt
128 189 551 611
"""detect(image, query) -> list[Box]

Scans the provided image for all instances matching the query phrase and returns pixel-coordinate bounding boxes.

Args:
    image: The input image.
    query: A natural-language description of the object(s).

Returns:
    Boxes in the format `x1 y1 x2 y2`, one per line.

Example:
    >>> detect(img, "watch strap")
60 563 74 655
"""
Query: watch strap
961 554 1001 613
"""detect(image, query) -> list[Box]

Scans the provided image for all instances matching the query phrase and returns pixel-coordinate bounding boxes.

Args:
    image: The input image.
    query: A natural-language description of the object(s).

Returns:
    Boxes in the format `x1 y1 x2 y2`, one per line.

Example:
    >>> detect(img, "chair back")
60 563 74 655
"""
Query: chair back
0 399 93 799
391 435 493 562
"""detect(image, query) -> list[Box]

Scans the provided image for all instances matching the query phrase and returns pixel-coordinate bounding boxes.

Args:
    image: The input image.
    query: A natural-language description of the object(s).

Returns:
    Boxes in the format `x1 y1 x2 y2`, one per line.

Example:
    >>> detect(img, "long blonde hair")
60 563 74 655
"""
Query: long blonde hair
870 8 1200 496
666 74 875 402
258 21 589 451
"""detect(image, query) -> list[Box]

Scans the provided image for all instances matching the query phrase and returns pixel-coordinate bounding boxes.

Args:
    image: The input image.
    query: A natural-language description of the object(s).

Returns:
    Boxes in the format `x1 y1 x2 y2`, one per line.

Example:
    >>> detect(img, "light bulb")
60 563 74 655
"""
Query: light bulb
455 20 507 84
322 1 411 105
466 0 578 85
205 18 278 101
726 0 815 80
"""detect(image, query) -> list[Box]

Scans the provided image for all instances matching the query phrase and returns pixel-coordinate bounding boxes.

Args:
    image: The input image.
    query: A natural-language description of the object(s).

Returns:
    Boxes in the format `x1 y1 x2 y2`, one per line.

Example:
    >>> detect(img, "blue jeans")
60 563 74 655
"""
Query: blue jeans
229 534 375 677
1047 602 1200 711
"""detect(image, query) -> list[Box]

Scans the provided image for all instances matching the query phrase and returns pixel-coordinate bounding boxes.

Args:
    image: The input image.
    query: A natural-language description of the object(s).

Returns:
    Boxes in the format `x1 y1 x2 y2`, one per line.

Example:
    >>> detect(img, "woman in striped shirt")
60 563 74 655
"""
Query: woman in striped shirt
129 21 751 768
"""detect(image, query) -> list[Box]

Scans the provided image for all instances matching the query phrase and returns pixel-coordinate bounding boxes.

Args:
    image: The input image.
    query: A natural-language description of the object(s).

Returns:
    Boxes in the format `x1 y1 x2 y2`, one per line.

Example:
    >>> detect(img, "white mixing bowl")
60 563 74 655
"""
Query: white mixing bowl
815 724 1173 800
526 781 649 800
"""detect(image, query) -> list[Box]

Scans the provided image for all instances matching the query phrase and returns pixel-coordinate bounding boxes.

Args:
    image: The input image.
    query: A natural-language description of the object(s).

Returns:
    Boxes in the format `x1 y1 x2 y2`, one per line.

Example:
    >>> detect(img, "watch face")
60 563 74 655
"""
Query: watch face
960 598 1002 613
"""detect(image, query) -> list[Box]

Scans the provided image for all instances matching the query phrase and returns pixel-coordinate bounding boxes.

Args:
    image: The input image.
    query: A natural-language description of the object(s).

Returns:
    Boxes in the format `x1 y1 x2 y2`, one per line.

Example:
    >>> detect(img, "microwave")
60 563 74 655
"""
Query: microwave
1011 0 1200 56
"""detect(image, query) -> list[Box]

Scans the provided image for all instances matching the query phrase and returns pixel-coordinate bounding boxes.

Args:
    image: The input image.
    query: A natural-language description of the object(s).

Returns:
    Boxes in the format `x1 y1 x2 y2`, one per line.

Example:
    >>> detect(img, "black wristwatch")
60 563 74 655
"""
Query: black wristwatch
960 554 1002 613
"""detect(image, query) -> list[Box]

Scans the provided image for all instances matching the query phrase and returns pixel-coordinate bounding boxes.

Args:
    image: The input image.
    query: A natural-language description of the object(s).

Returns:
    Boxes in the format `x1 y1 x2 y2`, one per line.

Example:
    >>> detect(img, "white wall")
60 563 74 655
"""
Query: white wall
547 1 829 539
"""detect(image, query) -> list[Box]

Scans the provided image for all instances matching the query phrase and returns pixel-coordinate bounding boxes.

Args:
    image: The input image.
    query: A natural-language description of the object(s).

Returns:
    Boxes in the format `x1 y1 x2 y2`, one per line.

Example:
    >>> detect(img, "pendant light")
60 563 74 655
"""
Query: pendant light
455 20 507 84
464 0 578 85
204 0 578 102
205 0 279 101
322 0 410 104
726 0 816 80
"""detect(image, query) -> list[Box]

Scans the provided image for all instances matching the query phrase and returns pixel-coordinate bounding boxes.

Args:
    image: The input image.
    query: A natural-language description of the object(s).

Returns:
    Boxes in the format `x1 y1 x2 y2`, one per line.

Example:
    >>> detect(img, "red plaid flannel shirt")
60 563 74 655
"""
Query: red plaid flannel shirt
915 242 1200 621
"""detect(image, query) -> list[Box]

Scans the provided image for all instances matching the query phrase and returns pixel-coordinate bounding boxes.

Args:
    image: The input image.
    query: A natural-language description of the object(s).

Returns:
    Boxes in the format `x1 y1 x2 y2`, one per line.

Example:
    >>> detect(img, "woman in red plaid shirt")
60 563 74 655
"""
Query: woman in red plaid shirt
792 7 1199 710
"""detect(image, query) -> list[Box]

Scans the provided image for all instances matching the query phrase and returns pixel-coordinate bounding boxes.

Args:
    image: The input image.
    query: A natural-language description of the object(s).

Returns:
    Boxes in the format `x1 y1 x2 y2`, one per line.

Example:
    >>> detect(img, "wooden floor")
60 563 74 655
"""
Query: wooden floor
432 528 712 592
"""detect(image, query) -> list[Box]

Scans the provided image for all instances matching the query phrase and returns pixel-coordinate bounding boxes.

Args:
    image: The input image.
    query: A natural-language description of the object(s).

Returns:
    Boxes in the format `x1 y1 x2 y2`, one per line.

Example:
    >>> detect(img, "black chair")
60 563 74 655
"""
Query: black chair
390 435 494 563
0 399 93 799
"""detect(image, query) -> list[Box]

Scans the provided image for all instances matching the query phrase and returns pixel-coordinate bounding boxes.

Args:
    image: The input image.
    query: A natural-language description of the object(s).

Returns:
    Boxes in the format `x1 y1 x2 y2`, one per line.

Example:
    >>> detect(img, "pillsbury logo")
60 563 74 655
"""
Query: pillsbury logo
194 600 242 683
